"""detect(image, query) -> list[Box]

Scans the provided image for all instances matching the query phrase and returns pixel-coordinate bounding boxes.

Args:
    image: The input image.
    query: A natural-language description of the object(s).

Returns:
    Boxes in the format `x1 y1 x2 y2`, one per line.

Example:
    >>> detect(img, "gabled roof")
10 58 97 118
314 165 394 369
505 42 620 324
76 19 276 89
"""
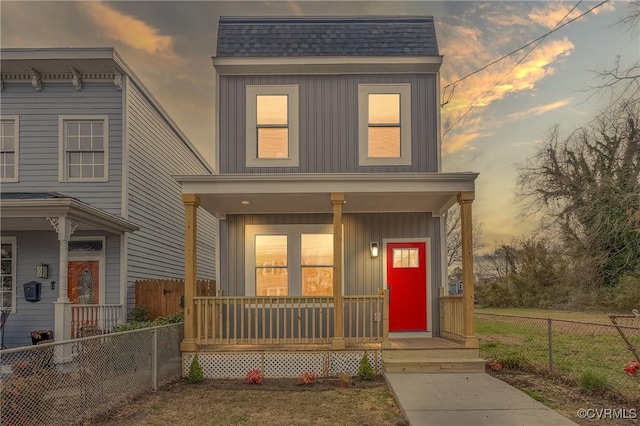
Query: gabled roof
216 16 439 58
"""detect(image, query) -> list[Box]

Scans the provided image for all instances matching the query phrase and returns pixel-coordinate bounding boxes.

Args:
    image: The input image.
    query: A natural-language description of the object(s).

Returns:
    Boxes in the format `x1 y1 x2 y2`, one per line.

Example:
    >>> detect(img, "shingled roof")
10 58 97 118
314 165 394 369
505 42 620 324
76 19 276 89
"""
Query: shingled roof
216 16 439 57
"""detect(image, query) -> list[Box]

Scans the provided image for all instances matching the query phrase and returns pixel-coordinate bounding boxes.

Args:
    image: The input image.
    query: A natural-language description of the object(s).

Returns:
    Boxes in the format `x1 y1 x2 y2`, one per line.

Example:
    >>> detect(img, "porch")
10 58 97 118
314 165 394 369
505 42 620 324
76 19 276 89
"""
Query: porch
177 173 479 373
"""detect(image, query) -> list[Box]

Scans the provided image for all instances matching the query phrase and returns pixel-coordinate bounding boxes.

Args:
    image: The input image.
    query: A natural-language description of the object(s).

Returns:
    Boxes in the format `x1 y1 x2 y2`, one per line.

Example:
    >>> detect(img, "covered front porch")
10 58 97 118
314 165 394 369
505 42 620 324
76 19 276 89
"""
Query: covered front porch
177 173 479 359
0 193 138 348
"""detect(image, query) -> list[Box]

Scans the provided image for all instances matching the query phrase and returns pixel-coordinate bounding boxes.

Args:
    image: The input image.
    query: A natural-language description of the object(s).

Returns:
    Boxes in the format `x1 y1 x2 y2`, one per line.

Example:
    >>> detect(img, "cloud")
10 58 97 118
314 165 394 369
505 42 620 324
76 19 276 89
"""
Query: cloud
77 2 177 59
506 98 571 122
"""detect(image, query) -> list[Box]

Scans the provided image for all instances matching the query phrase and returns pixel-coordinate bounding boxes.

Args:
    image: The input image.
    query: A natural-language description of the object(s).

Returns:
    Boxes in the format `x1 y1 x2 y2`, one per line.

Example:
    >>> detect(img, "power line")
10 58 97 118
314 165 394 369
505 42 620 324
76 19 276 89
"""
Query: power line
443 0 586 137
441 0 610 109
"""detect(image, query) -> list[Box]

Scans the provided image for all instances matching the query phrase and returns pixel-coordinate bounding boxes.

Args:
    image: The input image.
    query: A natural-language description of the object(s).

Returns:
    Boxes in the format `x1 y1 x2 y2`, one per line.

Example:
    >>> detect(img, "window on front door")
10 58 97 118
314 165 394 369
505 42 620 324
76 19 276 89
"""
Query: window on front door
1 237 17 313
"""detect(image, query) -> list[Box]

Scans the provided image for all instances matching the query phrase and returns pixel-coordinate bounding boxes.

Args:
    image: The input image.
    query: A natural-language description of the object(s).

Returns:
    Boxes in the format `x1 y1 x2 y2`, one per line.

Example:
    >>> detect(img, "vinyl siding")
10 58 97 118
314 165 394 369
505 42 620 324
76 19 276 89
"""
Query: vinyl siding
126 81 216 311
0 82 122 214
222 213 438 291
2 231 120 348
219 74 439 174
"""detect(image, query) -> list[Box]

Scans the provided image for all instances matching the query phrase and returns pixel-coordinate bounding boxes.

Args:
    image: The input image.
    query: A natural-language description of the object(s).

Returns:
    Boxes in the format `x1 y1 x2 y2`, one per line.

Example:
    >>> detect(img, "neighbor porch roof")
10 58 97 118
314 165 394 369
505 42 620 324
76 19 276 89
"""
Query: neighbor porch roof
1 193 139 234
175 173 478 218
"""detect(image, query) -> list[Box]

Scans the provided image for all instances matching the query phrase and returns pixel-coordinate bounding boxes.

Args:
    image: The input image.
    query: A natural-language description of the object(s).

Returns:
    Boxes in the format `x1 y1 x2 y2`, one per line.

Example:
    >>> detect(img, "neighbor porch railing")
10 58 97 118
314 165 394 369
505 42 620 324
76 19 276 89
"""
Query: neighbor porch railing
440 294 465 341
71 304 122 338
194 294 388 346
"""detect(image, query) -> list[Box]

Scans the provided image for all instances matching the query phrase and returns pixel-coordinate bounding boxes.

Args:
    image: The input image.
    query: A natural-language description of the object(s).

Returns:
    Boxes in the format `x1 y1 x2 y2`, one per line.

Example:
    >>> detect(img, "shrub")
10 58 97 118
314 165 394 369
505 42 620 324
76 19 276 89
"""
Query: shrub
358 353 375 380
112 311 184 332
130 304 150 322
499 355 525 370
579 370 610 395
187 354 204 383
297 372 317 385
245 369 263 385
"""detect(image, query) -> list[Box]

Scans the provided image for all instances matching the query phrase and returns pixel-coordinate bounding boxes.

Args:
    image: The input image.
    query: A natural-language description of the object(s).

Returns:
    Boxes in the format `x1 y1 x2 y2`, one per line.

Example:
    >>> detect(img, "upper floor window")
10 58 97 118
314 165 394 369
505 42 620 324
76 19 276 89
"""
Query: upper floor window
358 84 411 166
1 116 19 182
1 237 17 313
59 116 109 182
246 85 299 168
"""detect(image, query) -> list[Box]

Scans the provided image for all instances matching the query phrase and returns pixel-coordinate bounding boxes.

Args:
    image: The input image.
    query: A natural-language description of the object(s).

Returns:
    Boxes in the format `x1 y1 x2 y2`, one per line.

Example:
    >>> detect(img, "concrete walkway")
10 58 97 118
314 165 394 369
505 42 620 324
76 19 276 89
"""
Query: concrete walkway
385 372 578 426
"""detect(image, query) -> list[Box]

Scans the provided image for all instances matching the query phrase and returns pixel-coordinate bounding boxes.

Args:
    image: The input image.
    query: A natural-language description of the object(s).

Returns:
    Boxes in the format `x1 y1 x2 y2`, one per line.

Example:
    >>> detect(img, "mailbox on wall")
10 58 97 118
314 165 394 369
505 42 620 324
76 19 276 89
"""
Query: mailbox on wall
24 281 42 303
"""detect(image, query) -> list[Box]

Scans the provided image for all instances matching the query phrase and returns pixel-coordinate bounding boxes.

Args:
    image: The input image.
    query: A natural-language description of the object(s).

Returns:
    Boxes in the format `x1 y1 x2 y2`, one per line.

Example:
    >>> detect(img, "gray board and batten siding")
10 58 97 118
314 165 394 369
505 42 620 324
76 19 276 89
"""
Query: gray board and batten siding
219 74 439 174
125 79 217 310
0 82 123 213
220 212 442 334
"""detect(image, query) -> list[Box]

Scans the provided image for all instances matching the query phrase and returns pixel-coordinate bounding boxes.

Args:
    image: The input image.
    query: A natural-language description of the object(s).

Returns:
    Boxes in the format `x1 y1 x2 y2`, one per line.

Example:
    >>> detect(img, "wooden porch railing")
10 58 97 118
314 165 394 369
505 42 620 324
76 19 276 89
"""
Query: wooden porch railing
440 294 465 341
194 294 388 346
71 304 122 338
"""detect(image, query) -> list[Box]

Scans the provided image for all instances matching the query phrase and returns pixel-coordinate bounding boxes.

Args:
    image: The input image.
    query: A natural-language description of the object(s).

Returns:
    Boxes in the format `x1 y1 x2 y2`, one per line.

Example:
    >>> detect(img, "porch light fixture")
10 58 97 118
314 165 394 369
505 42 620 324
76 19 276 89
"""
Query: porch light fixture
36 264 49 279
370 242 379 258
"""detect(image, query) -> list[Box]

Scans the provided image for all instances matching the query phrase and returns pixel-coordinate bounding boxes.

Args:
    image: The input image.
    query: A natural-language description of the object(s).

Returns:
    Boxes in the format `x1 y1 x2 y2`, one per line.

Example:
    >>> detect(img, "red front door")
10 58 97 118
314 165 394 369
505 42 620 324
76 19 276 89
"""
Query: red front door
386 242 427 331
67 260 99 304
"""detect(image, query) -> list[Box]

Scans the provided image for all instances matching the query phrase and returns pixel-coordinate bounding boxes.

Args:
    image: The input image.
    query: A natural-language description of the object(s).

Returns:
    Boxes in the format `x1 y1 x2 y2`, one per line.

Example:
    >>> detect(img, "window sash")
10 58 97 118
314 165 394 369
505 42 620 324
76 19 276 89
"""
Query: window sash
59 116 108 182
0 118 18 181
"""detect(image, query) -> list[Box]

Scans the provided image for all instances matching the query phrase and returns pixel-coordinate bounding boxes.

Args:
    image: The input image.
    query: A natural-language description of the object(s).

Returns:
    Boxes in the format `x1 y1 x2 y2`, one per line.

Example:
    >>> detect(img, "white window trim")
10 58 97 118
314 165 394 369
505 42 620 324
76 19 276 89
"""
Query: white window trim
245 224 339 297
1 115 19 183
58 115 109 182
245 85 299 168
1 237 17 314
358 84 412 166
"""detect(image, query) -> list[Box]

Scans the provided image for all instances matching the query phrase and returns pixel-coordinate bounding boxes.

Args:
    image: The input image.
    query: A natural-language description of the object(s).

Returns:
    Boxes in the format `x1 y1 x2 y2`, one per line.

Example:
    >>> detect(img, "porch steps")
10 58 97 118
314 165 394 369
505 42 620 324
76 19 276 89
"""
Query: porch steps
382 347 485 374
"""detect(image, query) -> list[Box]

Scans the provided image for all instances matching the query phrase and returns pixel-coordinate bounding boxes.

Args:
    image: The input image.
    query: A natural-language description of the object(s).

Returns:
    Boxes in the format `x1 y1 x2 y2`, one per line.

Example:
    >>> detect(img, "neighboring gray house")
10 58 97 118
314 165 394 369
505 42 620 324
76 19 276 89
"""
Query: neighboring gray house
0 48 216 348
176 16 480 370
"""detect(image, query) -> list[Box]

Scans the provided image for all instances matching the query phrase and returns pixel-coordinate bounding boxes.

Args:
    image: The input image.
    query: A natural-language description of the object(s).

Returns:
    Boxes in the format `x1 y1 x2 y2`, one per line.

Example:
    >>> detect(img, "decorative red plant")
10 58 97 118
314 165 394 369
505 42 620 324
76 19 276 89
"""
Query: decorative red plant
624 360 640 376
245 369 263 384
487 361 503 371
297 372 317 385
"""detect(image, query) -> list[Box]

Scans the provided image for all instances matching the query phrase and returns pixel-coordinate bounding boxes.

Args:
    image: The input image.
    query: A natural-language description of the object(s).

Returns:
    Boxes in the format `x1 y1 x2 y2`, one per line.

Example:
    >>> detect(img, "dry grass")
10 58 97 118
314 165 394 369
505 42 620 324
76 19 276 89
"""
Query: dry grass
476 307 614 323
95 376 407 426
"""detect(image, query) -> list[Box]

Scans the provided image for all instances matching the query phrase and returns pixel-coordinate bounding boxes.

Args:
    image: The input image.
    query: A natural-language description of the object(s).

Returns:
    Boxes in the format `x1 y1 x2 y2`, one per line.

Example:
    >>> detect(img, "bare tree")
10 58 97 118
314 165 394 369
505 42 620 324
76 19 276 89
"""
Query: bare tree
446 207 483 273
517 98 640 287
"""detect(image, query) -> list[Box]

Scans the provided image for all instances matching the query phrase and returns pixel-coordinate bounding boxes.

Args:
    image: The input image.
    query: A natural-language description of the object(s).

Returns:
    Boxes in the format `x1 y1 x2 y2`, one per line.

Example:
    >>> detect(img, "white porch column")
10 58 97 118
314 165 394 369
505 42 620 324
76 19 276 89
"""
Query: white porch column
48 216 78 360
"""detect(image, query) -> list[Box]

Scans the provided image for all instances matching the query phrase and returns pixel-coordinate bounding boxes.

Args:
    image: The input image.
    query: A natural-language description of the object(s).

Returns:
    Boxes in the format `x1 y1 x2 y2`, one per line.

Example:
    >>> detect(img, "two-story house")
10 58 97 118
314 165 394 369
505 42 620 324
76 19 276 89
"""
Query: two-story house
176 16 481 377
0 48 217 349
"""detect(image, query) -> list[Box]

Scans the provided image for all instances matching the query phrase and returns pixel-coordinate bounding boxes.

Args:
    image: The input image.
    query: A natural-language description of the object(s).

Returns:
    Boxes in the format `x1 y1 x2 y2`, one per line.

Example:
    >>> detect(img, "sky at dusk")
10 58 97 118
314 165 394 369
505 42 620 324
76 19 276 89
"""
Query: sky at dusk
1 1 638 248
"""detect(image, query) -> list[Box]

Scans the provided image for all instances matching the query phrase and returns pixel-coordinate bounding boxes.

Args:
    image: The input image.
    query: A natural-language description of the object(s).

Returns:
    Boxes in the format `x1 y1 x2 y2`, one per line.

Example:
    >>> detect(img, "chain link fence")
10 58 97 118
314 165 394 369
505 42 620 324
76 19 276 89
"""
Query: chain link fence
476 313 640 404
0 323 183 425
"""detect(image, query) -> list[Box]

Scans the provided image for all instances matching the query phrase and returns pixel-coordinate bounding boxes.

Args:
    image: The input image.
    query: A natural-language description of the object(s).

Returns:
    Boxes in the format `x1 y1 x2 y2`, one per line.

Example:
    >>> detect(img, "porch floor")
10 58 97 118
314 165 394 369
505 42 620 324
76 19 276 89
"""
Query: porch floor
196 337 465 352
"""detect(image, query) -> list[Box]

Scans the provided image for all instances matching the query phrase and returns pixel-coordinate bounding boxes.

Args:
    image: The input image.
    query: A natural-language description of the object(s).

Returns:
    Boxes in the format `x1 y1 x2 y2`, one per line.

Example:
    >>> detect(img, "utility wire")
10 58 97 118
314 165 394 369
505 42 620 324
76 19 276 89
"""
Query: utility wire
441 0 610 109
443 0 586 137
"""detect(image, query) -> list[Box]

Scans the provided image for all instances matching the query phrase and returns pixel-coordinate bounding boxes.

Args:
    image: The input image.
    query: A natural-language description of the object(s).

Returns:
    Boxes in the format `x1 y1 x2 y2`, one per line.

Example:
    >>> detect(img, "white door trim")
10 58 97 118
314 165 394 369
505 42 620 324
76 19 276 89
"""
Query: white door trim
382 237 432 333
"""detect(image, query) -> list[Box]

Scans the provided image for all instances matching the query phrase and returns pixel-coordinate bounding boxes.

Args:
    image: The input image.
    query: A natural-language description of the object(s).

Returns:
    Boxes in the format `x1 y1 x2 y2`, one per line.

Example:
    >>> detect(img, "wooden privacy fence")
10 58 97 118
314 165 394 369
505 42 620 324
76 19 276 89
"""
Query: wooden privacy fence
135 279 216 320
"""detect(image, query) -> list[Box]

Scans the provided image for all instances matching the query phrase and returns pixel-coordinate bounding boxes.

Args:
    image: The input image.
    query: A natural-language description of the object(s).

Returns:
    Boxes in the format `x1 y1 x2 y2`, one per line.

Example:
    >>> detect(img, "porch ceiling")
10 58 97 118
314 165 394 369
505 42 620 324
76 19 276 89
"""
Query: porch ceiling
175 173 478 218
1 197 139 234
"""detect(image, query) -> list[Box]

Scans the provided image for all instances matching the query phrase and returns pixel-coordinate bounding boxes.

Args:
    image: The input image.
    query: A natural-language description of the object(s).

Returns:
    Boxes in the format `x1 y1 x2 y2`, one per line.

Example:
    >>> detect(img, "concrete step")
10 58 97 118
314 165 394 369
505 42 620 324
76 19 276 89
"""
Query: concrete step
383 357 486 373
383 348 480 361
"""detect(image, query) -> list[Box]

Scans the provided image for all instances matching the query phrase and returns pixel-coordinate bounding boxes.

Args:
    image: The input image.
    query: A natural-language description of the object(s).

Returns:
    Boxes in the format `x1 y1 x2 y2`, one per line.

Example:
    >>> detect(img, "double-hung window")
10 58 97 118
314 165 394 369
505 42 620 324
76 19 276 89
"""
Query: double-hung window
246 225 334 296
358 84 411 166
1 237 17 313
59 116 109 182
0 116 19 182
246 85 299 168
